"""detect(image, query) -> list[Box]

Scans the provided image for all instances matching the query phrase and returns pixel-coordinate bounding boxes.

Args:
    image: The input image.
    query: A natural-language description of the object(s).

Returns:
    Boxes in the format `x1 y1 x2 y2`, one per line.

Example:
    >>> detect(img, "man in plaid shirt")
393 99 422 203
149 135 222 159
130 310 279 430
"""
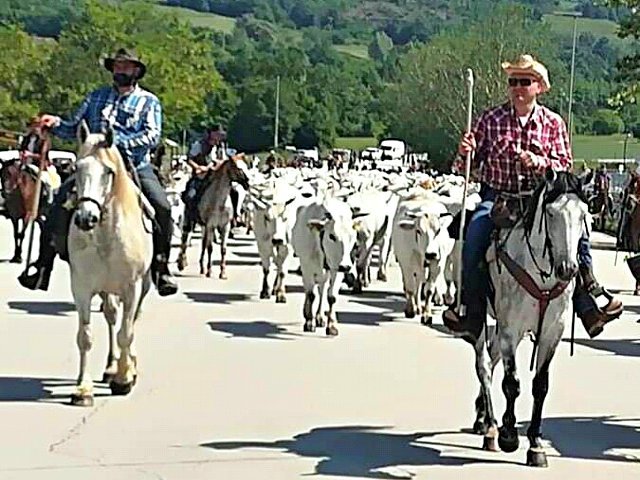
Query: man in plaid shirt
443 54 622 342
18 48 178 297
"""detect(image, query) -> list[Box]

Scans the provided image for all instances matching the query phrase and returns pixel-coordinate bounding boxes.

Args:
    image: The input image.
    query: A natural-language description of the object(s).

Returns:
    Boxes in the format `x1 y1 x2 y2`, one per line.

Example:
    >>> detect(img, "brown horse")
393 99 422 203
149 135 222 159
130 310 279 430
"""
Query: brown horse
588 180 612 232
620 173 640 294
0 158 29 263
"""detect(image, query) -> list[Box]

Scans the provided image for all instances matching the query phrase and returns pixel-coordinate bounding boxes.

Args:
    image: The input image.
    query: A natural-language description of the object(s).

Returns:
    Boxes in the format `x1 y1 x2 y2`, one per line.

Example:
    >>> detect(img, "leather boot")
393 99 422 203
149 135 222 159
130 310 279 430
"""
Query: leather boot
442 301 486 343
17 241 56 291
577 265 623 338
153 255 178 297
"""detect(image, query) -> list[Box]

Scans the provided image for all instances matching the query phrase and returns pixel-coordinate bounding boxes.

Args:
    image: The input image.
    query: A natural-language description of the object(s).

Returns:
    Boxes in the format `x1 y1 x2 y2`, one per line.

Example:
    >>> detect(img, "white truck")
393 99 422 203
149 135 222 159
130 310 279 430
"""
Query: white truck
377 139 406 170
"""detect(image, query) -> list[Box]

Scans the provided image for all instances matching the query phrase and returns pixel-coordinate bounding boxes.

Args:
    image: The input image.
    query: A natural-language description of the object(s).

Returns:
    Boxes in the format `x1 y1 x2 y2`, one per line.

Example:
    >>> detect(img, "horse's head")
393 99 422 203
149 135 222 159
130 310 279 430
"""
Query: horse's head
539 169 589 282
225 156 250 190
73 121 118 231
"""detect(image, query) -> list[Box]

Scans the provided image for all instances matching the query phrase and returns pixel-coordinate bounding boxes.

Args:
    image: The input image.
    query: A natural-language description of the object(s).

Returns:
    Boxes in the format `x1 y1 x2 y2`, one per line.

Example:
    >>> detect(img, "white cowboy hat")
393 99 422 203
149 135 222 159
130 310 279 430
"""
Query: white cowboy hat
501 54 551 93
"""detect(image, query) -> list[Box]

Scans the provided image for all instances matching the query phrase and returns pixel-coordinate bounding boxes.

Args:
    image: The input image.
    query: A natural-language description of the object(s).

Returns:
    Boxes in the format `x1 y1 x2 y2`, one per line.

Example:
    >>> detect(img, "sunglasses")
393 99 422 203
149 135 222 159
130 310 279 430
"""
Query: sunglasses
508 77 534 87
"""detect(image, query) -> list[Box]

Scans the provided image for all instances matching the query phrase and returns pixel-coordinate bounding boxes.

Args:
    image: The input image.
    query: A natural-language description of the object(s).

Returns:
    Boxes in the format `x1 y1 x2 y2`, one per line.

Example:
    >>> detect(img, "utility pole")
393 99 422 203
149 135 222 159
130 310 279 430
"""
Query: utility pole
274 75 280 150
567 14 579 144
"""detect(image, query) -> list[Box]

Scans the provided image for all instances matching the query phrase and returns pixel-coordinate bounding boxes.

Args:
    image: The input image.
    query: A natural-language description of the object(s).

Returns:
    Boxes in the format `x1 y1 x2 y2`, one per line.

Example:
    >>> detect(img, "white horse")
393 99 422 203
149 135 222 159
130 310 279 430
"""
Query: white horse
471 170 589 467
68 122 153 406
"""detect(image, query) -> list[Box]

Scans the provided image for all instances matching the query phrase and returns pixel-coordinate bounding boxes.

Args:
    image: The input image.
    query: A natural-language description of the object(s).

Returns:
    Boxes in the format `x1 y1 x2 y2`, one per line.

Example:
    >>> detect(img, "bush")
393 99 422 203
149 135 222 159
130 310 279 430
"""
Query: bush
591 109 624 135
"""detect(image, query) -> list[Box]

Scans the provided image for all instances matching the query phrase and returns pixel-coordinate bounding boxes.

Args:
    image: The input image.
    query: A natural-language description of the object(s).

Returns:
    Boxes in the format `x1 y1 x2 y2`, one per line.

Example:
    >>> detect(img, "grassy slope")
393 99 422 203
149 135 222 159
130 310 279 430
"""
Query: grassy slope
543 14 621 41
153 4 236 34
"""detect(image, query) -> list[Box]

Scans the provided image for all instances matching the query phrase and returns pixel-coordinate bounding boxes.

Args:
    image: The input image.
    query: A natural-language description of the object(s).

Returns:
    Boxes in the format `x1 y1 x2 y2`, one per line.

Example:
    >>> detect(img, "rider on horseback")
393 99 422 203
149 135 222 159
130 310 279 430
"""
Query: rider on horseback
443 54 623 342
18 47 178 297
181 124 228 232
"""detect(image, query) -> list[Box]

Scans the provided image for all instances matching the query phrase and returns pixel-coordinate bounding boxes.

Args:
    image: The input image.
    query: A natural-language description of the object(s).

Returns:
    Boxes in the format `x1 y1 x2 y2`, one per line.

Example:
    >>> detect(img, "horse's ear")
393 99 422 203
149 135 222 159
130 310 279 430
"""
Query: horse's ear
104 127 114 148
77 120 90 145
545 167 556 186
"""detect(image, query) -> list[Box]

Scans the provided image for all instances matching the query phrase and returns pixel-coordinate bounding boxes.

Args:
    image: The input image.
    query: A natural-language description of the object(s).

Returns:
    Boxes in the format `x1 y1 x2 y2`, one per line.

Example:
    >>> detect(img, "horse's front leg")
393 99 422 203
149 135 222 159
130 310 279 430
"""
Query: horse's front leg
111 282 142 396
473 330 500 451
498 336 521 453
218 225 228 279
526 326 563 467
71 292 94 407
10 218 23 263
100 294 120 384
177 225 190 272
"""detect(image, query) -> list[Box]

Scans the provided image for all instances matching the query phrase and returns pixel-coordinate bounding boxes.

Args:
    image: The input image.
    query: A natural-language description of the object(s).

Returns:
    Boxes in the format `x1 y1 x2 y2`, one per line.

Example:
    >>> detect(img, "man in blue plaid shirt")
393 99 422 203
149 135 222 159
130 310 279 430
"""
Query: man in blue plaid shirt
19 48 178 296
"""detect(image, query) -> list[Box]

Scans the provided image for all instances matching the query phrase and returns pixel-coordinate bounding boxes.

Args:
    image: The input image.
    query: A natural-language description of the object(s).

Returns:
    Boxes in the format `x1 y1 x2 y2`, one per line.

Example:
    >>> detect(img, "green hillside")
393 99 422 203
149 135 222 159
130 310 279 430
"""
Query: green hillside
154 4 236 33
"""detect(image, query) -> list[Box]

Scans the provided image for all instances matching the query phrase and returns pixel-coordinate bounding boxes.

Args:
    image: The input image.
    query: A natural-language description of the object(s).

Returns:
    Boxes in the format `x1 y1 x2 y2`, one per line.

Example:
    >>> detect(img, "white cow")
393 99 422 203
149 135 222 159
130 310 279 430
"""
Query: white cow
291 197 356 336
347 190 398 292
251 182 308 303
392 193 453 325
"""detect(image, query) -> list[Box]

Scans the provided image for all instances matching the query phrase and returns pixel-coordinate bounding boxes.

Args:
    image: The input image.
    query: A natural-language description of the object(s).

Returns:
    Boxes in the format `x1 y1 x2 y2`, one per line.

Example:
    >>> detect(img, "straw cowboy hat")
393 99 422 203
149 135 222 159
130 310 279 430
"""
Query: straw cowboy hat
501 54 550 93
103 48 147 79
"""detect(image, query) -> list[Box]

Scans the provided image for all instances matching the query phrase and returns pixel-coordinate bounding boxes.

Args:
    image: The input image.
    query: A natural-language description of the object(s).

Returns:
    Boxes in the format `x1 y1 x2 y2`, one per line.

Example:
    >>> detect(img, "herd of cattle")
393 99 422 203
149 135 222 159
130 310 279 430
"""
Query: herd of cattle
174 164 481 336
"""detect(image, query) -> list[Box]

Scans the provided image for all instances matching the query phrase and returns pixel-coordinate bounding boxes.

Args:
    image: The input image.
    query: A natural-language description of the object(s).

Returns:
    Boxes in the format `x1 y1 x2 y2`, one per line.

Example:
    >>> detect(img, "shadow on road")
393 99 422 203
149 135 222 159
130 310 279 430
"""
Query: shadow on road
562 338 640 358
203 419 639 476
184 292 252 304
202 425 520 477
337 311 396 327
207 320 301 341
0 376 111 404
7 301 75 317
522 416 639 464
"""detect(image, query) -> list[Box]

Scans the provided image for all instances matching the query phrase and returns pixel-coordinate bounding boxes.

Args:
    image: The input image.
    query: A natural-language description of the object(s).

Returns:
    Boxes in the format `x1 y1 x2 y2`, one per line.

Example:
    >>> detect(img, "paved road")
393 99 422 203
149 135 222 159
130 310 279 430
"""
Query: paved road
0 221 638 479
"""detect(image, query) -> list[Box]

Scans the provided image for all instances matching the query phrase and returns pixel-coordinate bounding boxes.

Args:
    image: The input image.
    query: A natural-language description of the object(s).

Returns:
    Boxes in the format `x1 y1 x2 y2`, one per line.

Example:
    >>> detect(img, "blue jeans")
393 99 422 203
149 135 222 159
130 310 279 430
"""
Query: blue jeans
462 184 592 313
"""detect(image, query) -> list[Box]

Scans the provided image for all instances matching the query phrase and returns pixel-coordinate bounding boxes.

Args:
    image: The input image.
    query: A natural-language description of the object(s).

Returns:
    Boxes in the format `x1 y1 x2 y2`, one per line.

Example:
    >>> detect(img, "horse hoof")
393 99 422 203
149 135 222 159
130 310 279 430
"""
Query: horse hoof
377 271 387 282
303 322 315 333
110 380 133 396
9 256 22 264
483 435 499 452
483 426 499 452
326 325 339 336
421 316 433 326
102 372 115 384
404 308 415 319
498 427 520 453
260 291 270 299
473 420 488 435
315 317 325 328
70 393 94 407
219 272 227 280
275 295 286 304
526 448 548 467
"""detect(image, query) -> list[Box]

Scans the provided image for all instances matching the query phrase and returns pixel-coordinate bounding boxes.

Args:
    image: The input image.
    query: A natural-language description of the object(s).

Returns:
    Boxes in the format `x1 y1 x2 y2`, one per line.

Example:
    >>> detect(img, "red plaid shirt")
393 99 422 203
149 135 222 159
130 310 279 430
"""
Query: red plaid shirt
467 102 572 192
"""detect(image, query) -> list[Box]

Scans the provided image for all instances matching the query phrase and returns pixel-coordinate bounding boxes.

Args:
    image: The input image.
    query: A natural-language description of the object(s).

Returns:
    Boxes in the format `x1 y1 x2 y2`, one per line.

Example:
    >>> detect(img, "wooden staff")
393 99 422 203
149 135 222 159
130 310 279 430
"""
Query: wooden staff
456 69 475 311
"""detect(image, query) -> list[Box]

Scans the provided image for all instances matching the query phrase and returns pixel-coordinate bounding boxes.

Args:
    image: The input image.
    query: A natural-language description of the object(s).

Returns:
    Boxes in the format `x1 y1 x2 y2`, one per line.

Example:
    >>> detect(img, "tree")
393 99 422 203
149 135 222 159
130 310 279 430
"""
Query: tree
591 108 624 134
0 25 52 130
368 31 394 62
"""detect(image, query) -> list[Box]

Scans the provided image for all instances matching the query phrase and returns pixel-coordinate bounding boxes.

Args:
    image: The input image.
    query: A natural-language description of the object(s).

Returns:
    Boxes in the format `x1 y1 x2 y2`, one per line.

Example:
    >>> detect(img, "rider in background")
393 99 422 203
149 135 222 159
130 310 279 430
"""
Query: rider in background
181 125 228 233
443 54 623 342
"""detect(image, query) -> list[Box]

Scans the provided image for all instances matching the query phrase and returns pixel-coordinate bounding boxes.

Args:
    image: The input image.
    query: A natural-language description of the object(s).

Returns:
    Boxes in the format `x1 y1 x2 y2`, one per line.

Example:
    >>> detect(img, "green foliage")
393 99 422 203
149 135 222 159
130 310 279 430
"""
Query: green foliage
591 108 625 134
0 25 52 130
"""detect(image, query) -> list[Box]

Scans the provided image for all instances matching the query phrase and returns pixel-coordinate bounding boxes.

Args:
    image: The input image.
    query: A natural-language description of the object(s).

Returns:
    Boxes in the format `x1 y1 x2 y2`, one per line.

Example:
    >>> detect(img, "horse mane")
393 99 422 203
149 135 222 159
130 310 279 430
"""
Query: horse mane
522 171 586 235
